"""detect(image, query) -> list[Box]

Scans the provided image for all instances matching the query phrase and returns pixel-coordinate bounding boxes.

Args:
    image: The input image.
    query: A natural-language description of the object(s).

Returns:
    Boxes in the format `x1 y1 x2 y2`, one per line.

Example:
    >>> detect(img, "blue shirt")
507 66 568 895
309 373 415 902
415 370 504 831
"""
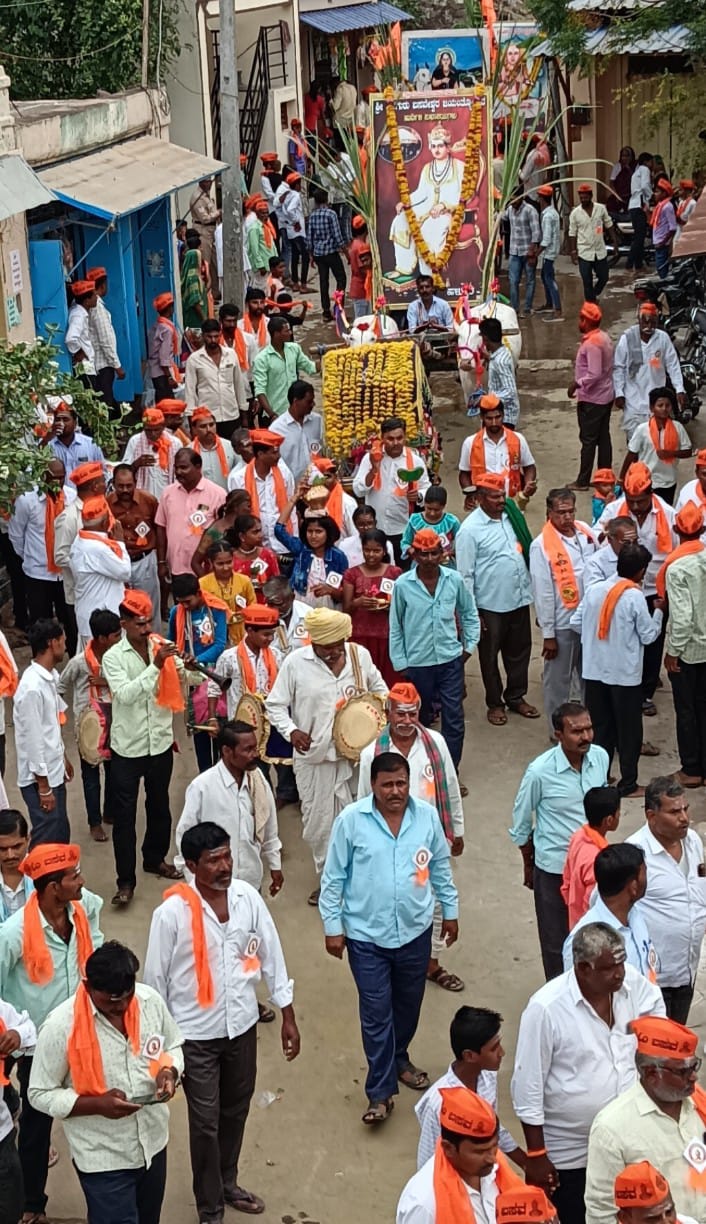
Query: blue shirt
167 601 228 668
319 794 458 947
406 296 454 331
456 507 533 613
509 744 610 874
389 565 480 670
273 524 348 595
562 894 657 978
49 431 105 477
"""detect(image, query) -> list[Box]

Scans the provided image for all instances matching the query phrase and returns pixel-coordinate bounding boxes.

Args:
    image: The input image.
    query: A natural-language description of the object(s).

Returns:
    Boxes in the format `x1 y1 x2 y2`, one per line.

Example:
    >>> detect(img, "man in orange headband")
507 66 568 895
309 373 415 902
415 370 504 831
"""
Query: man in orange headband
189 406 236 490
568 304 615 491
29 940 182 1224
229 427 296 555
614 305 685 444
122 406 182 500
69 496 131 644
621 386 691 506
458 394 536 509
46 456 107 656
585 1015 705 1223
65 279 98 386
147 291 180 402
352 417 431 563
614 1161 695 1223
0 840 103 1221
86 265 125 408
144 821 298 1220
664 498 706 785
568 183 619 304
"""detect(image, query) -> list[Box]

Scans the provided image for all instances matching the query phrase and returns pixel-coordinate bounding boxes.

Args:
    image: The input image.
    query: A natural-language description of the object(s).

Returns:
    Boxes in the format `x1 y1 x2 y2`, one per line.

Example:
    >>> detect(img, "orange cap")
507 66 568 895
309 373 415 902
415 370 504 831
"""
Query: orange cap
86 266 107 281
239 154 247 165
191 406 215 423
260 151 277 163
695 449 706 467
639 302 659 317
249 429 282 448
291 116 302 127
591 468 617 485
71 280 95 297
70 462 103 487
579 302 602 324
675 501 704 536
537 184 554 198
312 456 336 472
578 182 593 193
243 604 280 626
352 214 367 231
20 843 80 880
614 1162 670 1208
624 462 652 496
142 408 165 426
657 178 674 195
121 589 153 619
496 1187 556 1220
479 393 502 412
81 495 109 521
285 172 301 185
680 178 695 190
476 471 506 492
153 292 174 313
412 528 441 553
155 400 184 416
388 682 421 707
629 1016 698 1059
439 1087 497 1138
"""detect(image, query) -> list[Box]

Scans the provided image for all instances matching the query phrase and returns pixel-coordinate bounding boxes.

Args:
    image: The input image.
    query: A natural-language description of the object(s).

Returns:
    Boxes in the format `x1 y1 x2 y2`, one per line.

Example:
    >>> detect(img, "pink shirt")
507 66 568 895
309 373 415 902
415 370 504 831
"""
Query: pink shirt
155 477 225 574
574 330 615 405
560 824 608 929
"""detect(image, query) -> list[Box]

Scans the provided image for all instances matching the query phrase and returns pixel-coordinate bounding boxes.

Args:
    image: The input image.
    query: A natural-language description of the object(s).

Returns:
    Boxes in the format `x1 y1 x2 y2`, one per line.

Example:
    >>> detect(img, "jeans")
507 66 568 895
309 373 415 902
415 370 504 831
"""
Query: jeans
477 606 532 710
406 655 466 768
315 252 347 316
347 926 432 1101
585 679 642 796
578 256 609 303
628 207 648 270
669 659 706 778
508 253 536 314
541 258 561 310
576 400 613 487
80 757 112 827
0 530 28 630
290 235 310 286
0 1129 22 1224
110 748 174 889
352 298 370 318
533 867 569 981
20 781 69 846
76 1146 167 1224
17 1055 52 1215
655 245 671 279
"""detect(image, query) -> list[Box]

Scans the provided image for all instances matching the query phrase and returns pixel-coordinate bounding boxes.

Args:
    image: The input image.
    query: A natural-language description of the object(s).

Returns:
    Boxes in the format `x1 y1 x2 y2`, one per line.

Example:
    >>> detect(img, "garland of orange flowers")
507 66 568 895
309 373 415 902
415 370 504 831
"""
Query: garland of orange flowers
384 86 485 284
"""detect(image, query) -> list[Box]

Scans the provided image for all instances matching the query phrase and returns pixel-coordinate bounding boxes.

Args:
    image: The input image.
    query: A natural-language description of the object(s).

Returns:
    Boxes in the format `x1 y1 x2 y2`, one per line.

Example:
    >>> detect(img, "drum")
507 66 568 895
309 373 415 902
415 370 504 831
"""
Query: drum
77 704 111 766
332 693 387 762
235 693 270 758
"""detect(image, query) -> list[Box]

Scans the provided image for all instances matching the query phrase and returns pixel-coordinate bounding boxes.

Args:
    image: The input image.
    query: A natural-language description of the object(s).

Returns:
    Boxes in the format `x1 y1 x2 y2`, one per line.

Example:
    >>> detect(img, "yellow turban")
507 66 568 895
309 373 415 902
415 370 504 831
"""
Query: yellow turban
304 608 352 645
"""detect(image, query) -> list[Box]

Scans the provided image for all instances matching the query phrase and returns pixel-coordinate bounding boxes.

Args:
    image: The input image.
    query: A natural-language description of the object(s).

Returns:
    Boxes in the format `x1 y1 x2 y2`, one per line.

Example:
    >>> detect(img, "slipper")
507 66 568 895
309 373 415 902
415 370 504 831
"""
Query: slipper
640 742 660 756
143 861 183 880
224 1186 265 1214
487 707 507 726
307 887 321 907
459 783 469 797
257 1002 276 1024
427 966 465 992
507 701 540 719
111 887 134 907
362 1098 394 1125
642 700 657 717
398 1062 430 1091
48 1144 59 1167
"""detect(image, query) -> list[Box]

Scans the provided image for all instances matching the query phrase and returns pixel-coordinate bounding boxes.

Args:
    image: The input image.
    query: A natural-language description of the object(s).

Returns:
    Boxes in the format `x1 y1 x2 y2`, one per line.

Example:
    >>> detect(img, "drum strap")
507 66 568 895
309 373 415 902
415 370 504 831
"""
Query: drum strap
349 642 364 694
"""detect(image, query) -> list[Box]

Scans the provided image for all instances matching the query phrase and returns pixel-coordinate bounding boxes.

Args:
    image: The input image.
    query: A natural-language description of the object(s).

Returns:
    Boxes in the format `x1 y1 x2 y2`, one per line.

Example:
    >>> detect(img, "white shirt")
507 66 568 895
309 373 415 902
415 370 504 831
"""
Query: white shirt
0 629 17 738
458 430 535 493
529 525 595 635
511 964 665 1167
143 878 293 1041
628 419 692 489
122 430 182 499
174 760 280 888
88 296 120 370
358 729 464 837
69 532 131 639
65 303 95 371
271 600 311 664
570 573 663 686
184 346 248 422
597 498 677 596
569 202 612 261
194 438 236 490
269 411 324 481
8 487 77 582
281 187 306 240
583 544 619 588
229 460 296 553
208 642 276 720
352 450 431 535
53 498 84 603
414 1065 517 1170
613 329 685 434
214 222 223 278
626 824 706 988
675 479 706 541
397 1155 500 1224
0 999 35 1142
629 164 653 210
13 661 67 788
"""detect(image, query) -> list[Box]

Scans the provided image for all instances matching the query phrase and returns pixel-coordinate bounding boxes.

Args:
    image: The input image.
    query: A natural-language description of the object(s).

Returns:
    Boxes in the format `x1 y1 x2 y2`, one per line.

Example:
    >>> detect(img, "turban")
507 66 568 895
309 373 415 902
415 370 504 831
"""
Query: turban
249 429 282 448
352 214 367 231
86 266 106 281
304 608 352 645
155 400 184 416
639 303 659 317
578 182 593 192
312 456 336 472
479 393 502 412
285 172 301 185
537 184 554 198
695 449 706 467
362 85 374 96
579 302 602 324
243 605 280 627
591 468 617 485
476 471 506 492
439 1087 497 1138
614 1162 670 1208
81 496 109 521
388 682 421 708
69 462 103 487
657 178 674 195
412 528 441 552
624 462 652 496
630 1016 698 1059
675 502 704 536
496 1187 556 1220
153 292 174 313
20 843 80 881
71 280 95 297
121 589 153 619
260 151 277 163
142 408 165 426
191 407 214 423
680 178 696 190
244 194 262 210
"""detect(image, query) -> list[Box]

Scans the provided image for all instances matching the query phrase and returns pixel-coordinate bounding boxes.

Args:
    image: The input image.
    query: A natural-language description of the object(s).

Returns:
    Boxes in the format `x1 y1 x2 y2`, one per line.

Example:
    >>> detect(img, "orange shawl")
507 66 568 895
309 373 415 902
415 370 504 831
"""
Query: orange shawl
243 460 288 518
230 327 248 372
149 633 185 713
68 981 141 1095
614 495 674 555
22 892 94 985
325 481 344 529
193 436 229 478
598 579 639 639
0 638 18 698
648 417 680 465
470 428 522 496
542 521 594 610
372 445 417 496
655 540 706 598
237 639 278 694
433 1149 524 1224
163 882 214 1008
77 529 125 558
242 314 268 347
173 590 229 653
151 431 174 472
45 491 65 574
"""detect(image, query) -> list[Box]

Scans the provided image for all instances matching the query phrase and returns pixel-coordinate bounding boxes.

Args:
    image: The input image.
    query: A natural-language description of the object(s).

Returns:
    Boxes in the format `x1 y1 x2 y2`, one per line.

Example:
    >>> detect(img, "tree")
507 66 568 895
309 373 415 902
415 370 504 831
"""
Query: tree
526 0 706 69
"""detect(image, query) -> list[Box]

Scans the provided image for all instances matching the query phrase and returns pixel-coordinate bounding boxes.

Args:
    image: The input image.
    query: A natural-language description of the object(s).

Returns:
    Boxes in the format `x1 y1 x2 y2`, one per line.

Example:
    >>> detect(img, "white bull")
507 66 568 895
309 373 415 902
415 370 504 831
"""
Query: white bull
455 300 522 405
347 314 400 347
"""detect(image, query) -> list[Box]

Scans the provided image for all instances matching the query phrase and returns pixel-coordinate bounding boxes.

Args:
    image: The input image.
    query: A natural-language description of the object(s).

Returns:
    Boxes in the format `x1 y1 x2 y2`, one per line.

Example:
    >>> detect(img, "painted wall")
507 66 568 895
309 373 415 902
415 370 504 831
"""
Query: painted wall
0 66 36 343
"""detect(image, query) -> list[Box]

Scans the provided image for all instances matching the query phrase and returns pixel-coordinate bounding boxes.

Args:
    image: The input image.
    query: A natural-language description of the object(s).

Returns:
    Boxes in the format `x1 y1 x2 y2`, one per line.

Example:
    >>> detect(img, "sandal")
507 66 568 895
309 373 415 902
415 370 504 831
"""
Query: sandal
642 700 657 717
111 886 134 907
507 700 540 719
427 966 465 992
640 742 660 756
487 707 507 726
398 1062 430 1091
307 887 321 907
143 861 183 880
257 1002 276 1024
459 783 469 797
224 1186 265 1214
362 1097 394 1125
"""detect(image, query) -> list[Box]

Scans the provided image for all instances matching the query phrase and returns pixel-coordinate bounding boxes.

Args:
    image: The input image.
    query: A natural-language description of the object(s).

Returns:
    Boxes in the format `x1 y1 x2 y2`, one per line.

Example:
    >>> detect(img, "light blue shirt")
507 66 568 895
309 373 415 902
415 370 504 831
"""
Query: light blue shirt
456 507 533 613
562 894 657 978
49 431 105 477
319 794 458 947
509 744 610 874
8 486 77 582
569 574 663 687
388 565 480 670
406 296 454 331
0 876 33 924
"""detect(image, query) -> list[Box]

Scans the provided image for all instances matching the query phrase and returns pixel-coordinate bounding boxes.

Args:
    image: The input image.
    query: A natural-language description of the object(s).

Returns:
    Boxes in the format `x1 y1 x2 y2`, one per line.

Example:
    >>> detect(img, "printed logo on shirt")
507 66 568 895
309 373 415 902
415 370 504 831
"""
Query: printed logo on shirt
413 846 431 886
189 509 208 530
142 1033 165 1060
326 571 342 590
242 933 261 974
135 521 151 538
422 762 435 783
294 623 308 638
309 440 321 455
683 1139 706 1174
380 577 396 595
235 595 247 608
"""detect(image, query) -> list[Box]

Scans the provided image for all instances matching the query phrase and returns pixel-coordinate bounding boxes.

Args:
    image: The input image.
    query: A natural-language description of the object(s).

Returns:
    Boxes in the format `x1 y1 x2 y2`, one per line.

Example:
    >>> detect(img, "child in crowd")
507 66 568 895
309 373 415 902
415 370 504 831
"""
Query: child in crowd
590 467 620 526
401 486 461 565
560 786 621 928
199 541 256 646
620 385 692 506
339 504 395 567
275 502 348 608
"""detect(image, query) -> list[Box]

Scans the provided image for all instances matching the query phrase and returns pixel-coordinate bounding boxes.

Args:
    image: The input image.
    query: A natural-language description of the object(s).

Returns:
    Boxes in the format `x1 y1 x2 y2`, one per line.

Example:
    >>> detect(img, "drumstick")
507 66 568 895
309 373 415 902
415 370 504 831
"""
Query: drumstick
187 723 220 732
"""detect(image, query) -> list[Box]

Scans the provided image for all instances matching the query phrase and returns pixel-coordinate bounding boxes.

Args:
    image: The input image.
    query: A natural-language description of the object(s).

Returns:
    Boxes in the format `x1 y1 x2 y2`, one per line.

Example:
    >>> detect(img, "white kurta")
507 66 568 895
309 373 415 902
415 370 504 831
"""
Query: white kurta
68 533 132 639
352 451 430 536
613 329 685 437
390 156 465 277
122 430 182 499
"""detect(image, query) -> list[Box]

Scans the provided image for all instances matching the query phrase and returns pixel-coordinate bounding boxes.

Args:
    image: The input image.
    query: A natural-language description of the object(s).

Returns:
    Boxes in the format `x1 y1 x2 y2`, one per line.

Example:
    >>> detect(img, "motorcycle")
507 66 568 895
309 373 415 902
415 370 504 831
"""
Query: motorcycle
609 210 655 267
633 257 706 342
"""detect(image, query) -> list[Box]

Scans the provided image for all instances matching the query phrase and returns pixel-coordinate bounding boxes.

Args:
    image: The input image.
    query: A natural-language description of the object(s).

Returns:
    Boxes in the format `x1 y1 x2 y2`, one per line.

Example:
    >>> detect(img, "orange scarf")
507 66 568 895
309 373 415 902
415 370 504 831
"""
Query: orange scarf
614 495 674 555
541 522 594 609
433 1148 523 1224
236 639 278 695
242 314 268 347
163 882 214 1008
655 540 706 598
372 445 417 495
149 431 173 472
68 981 141 1095
597 579 639 639
44 491 65 574
22 891 94 985
78 529 125 559
648 417 680 465
0 638 18 698
173 591 229 653
149 633 185 713
649 198 671 233
325 481 344 529
193 436 229 478
243 460 289 518
229 327 248 372
470 428 522 496
263 220 276 249
159 316 182 385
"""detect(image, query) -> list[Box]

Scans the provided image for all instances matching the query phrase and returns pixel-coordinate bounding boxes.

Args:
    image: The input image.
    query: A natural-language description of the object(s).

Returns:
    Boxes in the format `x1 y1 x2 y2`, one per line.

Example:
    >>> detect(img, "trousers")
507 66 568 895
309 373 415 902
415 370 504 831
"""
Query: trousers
0 1129 22 1224
76 1146 167 1224
575 401 613 487
80 758 112 828
21 781 69 846
290 235 310 286
130 551 161 624
628 207 648 270
551 1165 586 1224
669 659 706 778
541 629 583 734
533 867 569 981
662 983 695 1024
25 576 77 655
110 748 174 889
315 252 346 316
406 655 466 768
0 530 28 630
17 1055 52 1215
508 254 536 314
578 256 609 303
541 258 561 310
642 593 667 702
347 926 432 1101
477 606 532 709
585 679 642 796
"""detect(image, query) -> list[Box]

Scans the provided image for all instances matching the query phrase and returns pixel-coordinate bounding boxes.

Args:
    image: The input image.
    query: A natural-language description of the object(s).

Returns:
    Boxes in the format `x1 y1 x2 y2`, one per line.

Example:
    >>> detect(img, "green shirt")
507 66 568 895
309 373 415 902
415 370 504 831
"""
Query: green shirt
252 343 316 416
246 222 271 272
102 635 186 757
664 549 706 664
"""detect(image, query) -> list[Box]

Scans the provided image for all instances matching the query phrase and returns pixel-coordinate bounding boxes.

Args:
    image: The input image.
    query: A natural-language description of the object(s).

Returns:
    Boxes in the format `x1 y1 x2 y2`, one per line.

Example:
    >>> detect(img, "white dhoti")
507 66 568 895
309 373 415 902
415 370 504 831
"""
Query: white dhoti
130 552 161 625
389 212 418 277
293 756 353 872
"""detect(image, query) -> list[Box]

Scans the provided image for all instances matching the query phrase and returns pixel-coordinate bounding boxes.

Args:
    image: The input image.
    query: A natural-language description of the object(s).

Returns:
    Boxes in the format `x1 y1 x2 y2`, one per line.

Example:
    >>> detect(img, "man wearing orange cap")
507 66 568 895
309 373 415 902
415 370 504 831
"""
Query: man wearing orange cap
397 1086 523 1220
69 496 130 642
613 305 685 444
663 500 706 785
674 449 706 533
190 406 236 489
0 841 104 1222
390 528 480 769
122 406 182 500
229 428 296 557
64 279 98 384
568 303 615 491
276 172 309 293
538 183 563 321
247 198 278 292
568 185 619 304
651 179 678 279
50 458 108 653
614 1161 698 1223
147 292 181 402
45 402 106 479
459 396 536 510
585 1016 706 1223
86 266 125 407
8 458 79 650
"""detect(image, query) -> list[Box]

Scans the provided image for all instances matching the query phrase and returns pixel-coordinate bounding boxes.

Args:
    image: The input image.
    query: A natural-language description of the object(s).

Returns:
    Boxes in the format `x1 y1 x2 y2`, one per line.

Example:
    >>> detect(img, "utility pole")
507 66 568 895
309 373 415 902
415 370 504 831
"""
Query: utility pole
220 0 244 306
141 0 150 89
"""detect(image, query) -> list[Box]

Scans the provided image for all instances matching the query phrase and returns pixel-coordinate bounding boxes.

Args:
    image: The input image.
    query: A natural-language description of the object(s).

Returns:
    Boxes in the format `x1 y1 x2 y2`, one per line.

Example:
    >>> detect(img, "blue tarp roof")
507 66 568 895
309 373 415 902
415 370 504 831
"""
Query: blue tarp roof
300 2 410 34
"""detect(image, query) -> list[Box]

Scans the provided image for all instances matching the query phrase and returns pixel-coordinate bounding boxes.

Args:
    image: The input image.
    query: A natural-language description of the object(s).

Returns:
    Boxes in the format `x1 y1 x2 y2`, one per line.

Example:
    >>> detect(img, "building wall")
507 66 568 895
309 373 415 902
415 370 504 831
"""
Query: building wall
0 67 36 343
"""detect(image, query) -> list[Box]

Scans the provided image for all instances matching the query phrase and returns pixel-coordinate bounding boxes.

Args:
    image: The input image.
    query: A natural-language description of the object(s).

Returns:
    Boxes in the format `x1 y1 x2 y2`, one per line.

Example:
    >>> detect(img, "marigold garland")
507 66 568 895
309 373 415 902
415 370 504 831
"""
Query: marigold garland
322 341 422 458
384 85 485 283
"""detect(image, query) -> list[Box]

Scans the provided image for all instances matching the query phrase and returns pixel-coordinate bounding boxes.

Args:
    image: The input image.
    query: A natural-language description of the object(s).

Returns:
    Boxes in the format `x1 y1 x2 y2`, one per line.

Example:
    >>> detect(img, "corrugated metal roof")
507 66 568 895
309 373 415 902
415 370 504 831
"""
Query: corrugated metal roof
568 0 649 10
300 2 411 34
535 22 691 56
0 152 54 220
37 136 227 222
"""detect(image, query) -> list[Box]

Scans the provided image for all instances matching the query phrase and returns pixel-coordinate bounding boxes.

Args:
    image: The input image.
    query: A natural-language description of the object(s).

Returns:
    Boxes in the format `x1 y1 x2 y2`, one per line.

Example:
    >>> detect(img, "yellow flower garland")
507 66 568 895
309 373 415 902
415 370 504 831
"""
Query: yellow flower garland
384 86 485 282
322 341 421 457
